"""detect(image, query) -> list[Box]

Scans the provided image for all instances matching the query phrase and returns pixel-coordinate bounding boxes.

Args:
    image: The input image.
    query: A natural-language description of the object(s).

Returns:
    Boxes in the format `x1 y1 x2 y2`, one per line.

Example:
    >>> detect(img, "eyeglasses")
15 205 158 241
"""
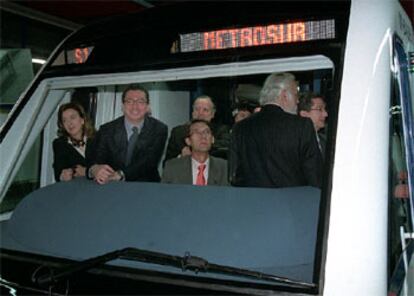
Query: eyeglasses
190 129 212 137
124 98 148 106
310 107 327 112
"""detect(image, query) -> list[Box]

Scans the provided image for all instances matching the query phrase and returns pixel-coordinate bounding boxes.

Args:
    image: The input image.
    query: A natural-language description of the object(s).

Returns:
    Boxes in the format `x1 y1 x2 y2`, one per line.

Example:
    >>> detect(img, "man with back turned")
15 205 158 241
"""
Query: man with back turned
230 72 322 188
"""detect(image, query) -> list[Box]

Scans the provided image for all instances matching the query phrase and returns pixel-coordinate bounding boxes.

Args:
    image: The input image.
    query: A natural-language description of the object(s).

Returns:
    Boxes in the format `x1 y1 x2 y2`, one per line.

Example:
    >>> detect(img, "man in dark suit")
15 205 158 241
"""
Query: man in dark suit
230 73 322 188
298 91 328 160
164 95 230 163
162 119 228 186
89 84 167 184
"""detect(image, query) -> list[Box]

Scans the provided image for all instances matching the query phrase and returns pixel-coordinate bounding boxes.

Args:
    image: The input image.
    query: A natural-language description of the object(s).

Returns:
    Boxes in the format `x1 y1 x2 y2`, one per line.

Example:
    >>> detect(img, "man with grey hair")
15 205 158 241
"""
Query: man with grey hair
164 95 230 163
230 73 322 188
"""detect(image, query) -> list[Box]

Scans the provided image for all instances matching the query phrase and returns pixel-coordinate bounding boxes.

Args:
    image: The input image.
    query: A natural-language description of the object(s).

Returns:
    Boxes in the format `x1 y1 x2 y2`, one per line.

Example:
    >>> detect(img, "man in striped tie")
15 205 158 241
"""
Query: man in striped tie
88 84 167 184
162 119 228 186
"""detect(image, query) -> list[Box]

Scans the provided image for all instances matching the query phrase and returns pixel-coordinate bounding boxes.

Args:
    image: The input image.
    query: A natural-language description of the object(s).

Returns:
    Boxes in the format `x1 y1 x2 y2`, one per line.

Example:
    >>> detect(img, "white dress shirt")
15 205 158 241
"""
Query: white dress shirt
191 157 210 185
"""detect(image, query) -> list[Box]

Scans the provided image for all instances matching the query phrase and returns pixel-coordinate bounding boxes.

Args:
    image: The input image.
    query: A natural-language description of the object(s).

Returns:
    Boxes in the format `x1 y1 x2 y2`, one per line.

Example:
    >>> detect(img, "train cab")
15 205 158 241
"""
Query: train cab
0 1 413 295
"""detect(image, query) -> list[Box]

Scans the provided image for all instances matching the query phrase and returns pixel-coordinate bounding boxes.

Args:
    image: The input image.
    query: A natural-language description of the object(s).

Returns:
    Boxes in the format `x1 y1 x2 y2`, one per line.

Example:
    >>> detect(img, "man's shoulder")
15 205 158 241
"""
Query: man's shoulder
146 116 168 130
164 155 190 168
286 112 313 127
99 116 124 131
170 123 189 135
210 156 227 166
172 123 189 131
262 105 311 125
269 111 313 135
233 112 257 130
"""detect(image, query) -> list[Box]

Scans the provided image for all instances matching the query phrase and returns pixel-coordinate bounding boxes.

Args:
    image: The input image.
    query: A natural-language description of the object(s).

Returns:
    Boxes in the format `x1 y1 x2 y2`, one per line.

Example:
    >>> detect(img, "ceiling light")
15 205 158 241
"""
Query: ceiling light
32 58 46 64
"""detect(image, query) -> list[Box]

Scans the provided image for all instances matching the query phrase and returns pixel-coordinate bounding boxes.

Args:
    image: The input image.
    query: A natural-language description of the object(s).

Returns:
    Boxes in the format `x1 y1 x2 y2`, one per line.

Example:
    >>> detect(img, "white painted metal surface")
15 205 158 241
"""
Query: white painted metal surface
324 0 412 295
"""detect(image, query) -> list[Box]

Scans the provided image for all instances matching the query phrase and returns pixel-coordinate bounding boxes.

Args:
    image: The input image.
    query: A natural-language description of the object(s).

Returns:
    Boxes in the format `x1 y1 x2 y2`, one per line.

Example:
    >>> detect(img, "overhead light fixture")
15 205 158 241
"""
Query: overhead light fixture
32 58 46 65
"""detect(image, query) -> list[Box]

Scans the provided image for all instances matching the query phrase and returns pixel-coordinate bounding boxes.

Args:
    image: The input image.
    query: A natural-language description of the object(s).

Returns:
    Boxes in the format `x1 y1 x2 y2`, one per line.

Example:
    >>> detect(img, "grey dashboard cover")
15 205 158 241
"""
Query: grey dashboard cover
1 179 320 283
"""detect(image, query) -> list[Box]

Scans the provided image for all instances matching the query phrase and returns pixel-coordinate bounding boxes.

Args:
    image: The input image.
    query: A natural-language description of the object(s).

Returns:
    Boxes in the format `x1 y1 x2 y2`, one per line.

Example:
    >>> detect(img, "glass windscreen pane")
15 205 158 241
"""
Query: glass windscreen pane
395 39 413 228
0 134 41 213
0 62 333 292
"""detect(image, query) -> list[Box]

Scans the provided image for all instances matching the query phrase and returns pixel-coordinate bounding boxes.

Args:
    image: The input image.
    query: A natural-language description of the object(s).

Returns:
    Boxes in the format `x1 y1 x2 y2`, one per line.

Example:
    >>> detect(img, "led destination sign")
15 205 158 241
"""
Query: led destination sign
180 19 335 53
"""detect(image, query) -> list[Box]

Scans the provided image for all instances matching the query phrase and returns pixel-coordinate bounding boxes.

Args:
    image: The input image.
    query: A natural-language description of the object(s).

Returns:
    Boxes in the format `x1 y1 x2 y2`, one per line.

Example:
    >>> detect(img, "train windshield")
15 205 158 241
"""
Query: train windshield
0 54 335 293
0 2 356 294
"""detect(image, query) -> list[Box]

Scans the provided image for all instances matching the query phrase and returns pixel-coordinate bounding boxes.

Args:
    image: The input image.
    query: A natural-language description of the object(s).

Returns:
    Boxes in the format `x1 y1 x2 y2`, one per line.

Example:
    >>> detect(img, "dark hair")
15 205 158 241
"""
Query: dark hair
233 100 259 116
298 91 324 113
57 102 95 138
187 119 212 137
122 84 149 103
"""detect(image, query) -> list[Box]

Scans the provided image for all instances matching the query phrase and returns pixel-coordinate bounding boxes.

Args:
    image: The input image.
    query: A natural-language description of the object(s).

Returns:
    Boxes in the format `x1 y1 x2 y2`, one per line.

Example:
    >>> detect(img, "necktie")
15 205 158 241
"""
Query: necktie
196 163 206 186
126 127 139 166
316 133 322 152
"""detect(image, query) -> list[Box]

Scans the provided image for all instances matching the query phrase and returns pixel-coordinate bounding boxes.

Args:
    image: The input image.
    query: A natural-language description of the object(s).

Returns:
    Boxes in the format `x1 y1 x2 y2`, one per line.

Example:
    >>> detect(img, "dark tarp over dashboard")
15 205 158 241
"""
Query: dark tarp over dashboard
0 179 320 283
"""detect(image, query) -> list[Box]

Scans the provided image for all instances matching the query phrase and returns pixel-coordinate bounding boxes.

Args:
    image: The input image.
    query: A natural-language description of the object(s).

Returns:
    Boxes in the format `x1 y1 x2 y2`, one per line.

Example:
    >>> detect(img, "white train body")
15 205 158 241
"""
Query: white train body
0 1 413 295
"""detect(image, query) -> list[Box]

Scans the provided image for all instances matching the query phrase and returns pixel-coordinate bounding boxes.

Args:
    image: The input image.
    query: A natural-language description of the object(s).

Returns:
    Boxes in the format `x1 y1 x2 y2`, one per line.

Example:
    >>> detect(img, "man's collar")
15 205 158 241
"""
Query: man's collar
124 116 145 131
263 103 283 111
192 156 210 166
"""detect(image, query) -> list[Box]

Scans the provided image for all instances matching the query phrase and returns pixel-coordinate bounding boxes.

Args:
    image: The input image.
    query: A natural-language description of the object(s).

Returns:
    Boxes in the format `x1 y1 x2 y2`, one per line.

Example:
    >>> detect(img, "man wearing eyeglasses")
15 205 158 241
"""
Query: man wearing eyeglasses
164 95 230 164
230 72 322 188
162 119 228 186
88 84 168 184
298 92 328 158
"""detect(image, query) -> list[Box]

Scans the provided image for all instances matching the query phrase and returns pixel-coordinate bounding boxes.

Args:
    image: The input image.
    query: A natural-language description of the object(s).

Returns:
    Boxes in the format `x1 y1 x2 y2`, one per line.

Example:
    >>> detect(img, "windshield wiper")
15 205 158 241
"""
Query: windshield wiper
34 247 316 289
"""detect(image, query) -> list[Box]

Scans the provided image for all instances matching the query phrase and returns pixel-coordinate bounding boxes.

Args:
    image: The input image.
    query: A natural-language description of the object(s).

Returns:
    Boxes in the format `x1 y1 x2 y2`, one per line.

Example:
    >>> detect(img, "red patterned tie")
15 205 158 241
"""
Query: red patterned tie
196 164 206 186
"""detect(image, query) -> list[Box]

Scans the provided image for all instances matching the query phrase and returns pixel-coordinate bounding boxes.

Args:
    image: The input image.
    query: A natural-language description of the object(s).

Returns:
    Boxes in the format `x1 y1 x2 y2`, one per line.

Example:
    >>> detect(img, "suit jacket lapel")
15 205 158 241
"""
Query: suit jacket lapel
113 117 128 165
133 116 151 158
207 157 217 185
184 156 193 184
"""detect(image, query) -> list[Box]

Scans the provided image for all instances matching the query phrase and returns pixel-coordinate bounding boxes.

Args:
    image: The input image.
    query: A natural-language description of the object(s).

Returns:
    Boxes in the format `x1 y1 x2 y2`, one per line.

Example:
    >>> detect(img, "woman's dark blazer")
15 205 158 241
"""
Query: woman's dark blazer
52 136 96 182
